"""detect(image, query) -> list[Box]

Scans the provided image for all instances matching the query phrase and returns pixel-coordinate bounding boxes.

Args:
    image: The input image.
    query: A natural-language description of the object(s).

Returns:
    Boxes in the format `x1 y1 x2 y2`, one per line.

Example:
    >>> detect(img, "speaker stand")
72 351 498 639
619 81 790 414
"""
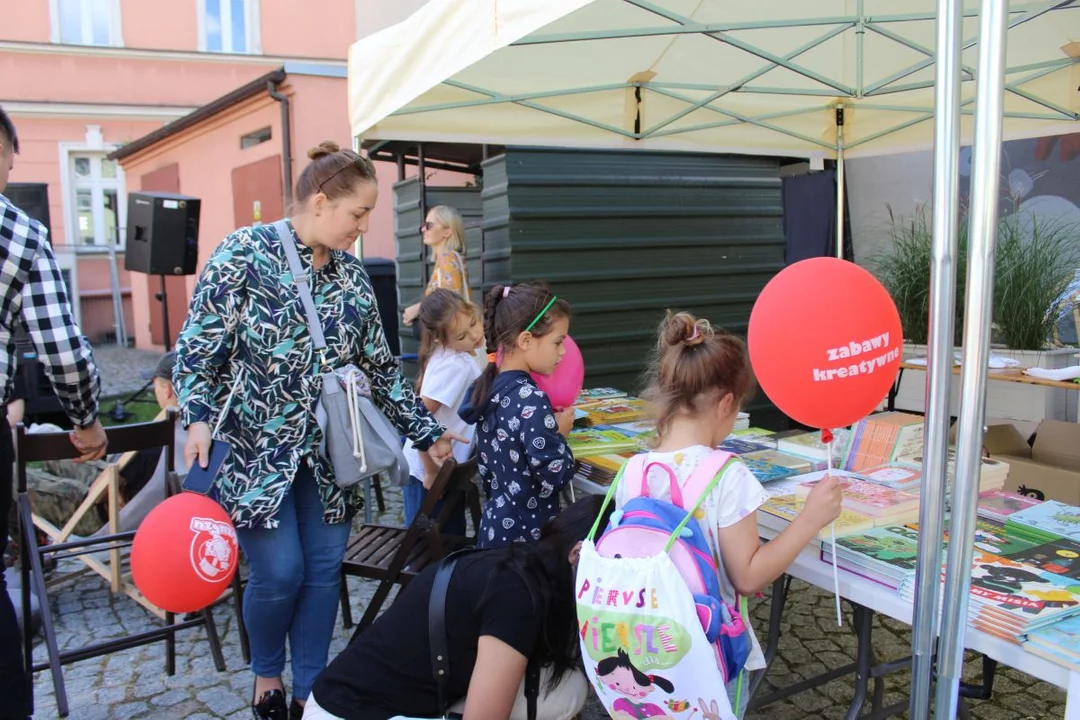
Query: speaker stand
108 275 175 423
154 275 173 352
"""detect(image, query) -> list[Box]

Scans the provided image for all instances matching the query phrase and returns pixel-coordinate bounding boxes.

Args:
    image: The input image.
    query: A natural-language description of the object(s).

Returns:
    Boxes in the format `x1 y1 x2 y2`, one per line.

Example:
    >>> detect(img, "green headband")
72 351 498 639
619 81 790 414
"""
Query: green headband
524 296 558 333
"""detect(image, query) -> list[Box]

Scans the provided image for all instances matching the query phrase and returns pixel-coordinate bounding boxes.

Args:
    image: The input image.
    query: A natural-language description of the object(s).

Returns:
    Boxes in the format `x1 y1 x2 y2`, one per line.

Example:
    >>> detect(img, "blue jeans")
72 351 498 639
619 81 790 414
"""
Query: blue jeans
235 461 351 701
402 476 466 536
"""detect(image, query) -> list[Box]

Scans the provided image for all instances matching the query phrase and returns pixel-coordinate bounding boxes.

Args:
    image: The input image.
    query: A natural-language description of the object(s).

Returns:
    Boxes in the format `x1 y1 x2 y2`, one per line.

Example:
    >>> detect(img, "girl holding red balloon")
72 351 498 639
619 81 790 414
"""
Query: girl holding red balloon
614 312 842 717
458 282 578 548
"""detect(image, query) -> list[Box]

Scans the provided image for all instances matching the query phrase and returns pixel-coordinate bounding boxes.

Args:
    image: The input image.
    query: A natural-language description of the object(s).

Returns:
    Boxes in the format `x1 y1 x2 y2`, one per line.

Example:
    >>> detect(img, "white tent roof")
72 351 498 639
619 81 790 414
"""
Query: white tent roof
348 0 1080 159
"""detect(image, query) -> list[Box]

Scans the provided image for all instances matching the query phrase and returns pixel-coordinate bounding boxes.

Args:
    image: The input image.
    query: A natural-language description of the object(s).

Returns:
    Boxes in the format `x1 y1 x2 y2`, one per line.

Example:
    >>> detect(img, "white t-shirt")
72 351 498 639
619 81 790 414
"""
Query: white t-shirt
614 445 769 671
403 347 482 480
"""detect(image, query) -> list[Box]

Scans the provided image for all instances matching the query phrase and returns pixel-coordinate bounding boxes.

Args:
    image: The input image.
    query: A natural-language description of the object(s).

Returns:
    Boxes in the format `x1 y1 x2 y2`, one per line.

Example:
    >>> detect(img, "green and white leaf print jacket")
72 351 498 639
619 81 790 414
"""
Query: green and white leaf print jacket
174 220 442 530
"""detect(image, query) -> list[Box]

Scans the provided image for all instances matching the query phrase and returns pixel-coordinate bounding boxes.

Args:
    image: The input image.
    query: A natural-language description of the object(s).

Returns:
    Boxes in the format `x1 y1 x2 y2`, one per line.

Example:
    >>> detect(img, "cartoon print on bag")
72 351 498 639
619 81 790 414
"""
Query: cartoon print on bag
596 649 676 720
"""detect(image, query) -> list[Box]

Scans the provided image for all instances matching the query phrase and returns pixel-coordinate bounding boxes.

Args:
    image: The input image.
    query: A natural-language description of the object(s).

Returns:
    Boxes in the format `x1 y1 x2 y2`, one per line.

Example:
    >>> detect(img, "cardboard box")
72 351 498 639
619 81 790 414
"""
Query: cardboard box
982 420 1080 505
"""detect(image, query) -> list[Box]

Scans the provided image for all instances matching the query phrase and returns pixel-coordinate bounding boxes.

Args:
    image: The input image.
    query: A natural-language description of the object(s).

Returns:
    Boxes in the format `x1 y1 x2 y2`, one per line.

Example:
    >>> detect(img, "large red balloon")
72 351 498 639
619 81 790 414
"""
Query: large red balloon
748 257 903 430
531 335 585 411
131 493 239 614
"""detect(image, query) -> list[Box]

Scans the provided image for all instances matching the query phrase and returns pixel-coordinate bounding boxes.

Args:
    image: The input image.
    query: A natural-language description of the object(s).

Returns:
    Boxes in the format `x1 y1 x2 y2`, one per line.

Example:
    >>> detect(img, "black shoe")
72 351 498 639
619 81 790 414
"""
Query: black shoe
252 687 288 720
289 698 305 720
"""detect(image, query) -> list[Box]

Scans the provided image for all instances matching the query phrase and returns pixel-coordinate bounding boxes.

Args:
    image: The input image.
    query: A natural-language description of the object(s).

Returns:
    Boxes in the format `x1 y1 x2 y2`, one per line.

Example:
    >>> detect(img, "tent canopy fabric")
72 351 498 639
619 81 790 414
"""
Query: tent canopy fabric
348 0 1080 159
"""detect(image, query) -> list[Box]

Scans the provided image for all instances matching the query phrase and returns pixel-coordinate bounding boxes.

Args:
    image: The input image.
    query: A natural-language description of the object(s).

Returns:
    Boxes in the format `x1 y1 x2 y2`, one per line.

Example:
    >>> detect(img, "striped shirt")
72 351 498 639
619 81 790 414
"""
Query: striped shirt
0 193 100 426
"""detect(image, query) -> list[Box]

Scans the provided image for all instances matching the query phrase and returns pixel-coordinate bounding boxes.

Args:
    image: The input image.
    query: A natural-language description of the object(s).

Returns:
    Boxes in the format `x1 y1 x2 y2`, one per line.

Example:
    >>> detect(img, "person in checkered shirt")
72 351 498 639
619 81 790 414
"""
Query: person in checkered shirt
0 105 108 720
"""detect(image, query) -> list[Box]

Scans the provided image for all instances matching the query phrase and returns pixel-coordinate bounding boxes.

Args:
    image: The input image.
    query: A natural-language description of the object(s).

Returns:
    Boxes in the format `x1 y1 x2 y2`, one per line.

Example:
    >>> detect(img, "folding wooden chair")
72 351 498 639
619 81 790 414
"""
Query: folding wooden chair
15 412 229 718
339 456 482 633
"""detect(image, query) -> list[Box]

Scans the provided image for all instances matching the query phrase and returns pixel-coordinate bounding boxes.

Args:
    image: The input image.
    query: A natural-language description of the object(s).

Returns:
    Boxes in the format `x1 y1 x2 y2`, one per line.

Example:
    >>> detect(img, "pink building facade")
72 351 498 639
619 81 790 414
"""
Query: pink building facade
1 0 356 347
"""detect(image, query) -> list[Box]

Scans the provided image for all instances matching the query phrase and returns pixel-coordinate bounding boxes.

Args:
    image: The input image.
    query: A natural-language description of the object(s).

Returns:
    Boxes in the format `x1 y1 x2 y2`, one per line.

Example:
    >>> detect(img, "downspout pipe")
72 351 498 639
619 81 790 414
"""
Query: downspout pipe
267 80 293 209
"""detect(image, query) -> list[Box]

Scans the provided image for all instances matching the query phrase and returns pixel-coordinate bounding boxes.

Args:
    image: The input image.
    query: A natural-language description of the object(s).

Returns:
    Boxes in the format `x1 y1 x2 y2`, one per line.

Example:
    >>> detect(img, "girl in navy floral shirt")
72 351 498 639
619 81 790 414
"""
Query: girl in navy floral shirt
459 282 576 547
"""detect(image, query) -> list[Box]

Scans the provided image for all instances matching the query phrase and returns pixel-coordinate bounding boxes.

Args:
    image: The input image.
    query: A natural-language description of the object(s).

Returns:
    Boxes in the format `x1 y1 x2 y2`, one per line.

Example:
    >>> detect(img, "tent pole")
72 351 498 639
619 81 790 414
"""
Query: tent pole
834 106 845 259
933 1 1007 717
909 0 962 715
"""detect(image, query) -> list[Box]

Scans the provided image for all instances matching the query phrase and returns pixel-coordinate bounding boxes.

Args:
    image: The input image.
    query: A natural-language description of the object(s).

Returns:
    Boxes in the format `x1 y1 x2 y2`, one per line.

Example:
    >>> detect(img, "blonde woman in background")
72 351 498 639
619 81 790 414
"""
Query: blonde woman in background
402 205 470 328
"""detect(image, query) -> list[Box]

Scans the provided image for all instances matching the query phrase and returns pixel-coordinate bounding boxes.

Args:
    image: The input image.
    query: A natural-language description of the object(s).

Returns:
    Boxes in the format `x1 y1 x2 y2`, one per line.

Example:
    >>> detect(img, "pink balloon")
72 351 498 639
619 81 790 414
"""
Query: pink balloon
531 335 585 410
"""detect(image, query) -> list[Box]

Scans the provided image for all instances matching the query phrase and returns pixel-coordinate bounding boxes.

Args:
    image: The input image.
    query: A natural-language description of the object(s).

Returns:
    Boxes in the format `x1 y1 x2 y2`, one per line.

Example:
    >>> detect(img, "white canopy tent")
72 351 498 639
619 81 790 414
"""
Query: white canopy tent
346 2 1080 717
348 0 1080 161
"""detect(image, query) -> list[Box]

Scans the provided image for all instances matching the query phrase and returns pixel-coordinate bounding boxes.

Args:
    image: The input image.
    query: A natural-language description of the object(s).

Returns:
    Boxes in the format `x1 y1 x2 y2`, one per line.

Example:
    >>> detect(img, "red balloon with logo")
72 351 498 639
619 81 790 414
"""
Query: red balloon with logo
531 335 585 411
131 493 239 613
748 257 903 430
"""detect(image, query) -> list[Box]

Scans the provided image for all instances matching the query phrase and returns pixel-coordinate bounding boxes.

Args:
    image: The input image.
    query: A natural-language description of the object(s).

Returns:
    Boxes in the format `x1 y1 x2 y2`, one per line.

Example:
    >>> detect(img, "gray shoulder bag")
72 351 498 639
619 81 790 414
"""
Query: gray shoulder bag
273 220 410 489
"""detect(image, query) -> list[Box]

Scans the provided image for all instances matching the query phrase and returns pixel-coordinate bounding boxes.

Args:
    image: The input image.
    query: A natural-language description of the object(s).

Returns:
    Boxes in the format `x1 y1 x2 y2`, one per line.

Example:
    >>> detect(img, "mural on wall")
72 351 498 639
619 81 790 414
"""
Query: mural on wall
959 131 1080 343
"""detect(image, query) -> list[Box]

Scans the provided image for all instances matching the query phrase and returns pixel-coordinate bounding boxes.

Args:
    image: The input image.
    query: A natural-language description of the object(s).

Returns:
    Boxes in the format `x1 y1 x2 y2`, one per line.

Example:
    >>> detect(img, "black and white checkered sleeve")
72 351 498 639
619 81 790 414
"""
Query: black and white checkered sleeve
19 228 101 427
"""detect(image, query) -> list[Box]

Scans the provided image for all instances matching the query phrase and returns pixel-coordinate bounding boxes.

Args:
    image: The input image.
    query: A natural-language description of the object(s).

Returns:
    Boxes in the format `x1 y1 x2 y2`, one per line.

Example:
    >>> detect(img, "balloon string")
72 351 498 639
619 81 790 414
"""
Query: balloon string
826 432 843 628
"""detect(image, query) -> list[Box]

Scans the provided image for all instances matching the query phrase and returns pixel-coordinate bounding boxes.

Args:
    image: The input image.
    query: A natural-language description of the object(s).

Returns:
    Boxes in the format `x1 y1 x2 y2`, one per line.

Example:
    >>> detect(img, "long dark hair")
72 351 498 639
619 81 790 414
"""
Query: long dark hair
470 282 571 408
486 495 614 690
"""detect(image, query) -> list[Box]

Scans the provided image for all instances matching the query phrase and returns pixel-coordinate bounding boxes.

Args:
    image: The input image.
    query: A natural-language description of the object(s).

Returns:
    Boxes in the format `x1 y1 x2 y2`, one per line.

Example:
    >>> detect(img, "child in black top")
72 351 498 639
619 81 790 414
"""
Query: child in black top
458 283 575 547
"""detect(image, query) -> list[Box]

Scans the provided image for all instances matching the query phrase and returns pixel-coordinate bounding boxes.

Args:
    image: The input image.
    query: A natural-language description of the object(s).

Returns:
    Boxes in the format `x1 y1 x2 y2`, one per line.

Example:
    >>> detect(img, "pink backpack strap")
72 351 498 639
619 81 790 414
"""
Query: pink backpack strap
618 455 684 505
680 449 734 509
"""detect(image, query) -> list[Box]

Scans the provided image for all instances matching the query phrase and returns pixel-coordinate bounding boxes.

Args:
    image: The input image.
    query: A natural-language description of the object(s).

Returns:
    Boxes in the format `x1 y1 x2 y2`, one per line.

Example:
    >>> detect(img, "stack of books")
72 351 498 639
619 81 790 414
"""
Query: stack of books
775 428 850 467
978 490 1043 524
820 525 921 589
1006 501 1080 545
796 474 921 526
852 463 922 493
568 427 640 457
1024 615 1080 671
572 453 633 492
719 437 773 455
901 550 1080 643
579 397 648 425
759 494 875 541
842 412 925 472
743 448 824 474
891 448 1009 494
575 387 626 404
730 427 777 447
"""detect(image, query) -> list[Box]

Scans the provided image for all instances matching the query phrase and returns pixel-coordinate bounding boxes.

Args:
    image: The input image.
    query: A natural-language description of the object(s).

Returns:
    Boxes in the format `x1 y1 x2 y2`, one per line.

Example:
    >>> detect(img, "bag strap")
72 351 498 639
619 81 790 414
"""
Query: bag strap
587 456 634 541
272 219 327 351
429 548 541 720
664 455 738 553
429 550 468 717
682 449 734 508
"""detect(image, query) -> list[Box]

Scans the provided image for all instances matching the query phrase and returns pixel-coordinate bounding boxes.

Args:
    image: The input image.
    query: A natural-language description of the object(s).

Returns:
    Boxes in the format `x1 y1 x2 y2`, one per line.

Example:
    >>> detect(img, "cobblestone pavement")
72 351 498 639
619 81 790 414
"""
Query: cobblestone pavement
23 348 1062 719
88 344 162 399
27 487 1066 720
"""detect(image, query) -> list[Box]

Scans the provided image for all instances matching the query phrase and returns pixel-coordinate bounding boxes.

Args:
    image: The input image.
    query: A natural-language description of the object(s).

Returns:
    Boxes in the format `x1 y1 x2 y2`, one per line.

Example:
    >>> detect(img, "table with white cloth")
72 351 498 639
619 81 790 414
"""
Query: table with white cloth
748 526 1070 719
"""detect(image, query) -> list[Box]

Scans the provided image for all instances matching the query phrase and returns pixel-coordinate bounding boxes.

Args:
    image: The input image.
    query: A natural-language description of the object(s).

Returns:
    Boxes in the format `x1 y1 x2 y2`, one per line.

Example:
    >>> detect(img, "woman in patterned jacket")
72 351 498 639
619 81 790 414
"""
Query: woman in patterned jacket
175 141 461 720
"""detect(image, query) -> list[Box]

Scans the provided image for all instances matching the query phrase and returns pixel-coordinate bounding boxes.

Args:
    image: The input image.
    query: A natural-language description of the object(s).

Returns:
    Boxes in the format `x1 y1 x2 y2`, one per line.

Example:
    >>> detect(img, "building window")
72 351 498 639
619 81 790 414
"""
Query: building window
200 0 261 54
240 127 272 149
54 0 122 46
70 154 123 247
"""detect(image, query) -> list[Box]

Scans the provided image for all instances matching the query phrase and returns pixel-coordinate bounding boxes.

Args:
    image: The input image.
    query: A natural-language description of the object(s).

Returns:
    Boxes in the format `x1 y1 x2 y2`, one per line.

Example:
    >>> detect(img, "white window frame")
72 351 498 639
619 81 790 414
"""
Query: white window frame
49 0 124 47
197 0 262 54
58 138 127 251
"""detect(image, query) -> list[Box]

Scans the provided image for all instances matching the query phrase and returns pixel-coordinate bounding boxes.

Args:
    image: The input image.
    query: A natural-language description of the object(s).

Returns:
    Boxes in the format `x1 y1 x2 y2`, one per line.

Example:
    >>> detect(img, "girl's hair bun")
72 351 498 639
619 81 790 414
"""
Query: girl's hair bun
659 311 710 349
307 141 341 160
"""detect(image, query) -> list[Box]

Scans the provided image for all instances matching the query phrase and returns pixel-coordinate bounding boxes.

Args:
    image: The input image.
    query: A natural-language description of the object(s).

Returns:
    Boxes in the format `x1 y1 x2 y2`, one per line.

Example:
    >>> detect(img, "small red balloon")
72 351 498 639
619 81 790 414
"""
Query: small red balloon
748 257 903 430
531 335 585 411
131 493 239 614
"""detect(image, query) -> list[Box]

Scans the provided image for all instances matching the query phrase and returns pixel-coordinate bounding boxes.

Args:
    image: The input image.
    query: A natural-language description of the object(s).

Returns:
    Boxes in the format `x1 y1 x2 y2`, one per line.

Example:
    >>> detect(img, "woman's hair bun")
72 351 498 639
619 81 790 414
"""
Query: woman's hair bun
659 311 711 349
307 141 341 160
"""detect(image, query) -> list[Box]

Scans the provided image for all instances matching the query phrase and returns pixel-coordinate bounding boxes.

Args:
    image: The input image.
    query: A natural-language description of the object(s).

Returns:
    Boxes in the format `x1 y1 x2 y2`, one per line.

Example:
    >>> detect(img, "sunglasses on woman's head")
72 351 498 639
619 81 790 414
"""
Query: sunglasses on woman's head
420 221 438 232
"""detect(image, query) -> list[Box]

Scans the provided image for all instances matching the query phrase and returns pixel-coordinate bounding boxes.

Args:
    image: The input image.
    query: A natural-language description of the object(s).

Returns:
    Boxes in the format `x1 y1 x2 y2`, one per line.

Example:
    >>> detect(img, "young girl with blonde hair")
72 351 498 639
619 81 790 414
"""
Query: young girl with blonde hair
615 311 842 716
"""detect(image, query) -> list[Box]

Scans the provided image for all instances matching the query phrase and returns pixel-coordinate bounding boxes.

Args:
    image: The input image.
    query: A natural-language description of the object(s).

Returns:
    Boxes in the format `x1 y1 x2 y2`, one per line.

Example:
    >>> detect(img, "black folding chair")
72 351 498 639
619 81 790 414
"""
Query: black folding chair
15 411 231 717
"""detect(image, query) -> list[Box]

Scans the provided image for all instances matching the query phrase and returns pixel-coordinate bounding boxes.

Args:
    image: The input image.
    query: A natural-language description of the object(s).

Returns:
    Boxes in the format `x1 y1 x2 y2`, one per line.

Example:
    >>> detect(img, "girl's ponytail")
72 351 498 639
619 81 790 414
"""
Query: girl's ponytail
469 285 507 408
